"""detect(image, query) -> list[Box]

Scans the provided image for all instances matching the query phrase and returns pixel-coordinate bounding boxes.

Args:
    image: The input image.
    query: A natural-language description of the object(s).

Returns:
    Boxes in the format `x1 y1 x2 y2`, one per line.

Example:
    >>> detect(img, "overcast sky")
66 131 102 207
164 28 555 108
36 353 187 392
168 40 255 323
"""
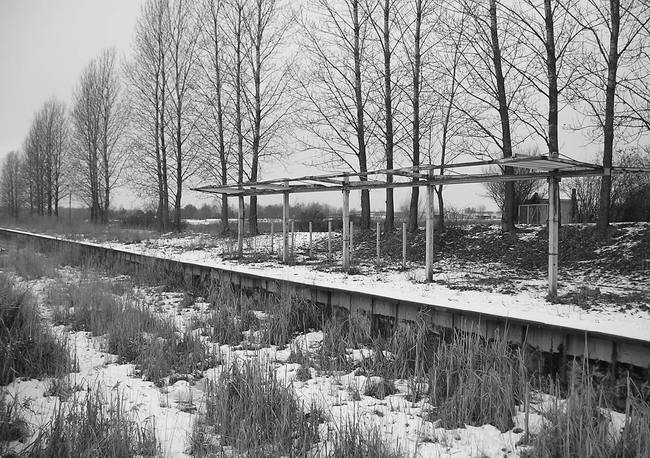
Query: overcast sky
0 0 617 213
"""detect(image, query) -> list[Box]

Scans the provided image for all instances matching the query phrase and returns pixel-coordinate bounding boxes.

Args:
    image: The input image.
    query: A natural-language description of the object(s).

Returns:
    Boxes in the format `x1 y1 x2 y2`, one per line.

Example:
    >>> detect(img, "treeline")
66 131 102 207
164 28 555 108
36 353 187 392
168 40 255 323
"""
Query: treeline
2 0 650 236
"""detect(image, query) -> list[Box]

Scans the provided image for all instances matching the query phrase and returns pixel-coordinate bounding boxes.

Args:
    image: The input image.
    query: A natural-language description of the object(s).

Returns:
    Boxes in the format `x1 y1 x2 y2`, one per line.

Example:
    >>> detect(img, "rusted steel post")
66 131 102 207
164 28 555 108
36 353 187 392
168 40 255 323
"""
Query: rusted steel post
328 220 332 259
402 222 407 269
270 221 274 255
238 195 244 258
548 175 559 297
426 171 435 282
309 221 313 258
350 220 354 266
342 177 350 271
376 221 380 264
282 190 289 263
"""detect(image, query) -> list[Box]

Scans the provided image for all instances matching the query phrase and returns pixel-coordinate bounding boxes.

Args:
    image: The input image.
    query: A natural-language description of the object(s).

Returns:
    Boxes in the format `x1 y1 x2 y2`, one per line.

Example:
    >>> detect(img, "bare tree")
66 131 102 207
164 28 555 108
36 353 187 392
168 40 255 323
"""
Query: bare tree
453 0 529 232
429 6 473 232
0 151 24 219
71 49 125 223
299 0 374 229
244 0 293 234
367 0 402 232
569 0 650 234
125 0 172 231
500 0 583 158
484 166 543 220
224 0 249 243
197 0 234 234
400 0 437 232
23 99 68 217
168 0 200 230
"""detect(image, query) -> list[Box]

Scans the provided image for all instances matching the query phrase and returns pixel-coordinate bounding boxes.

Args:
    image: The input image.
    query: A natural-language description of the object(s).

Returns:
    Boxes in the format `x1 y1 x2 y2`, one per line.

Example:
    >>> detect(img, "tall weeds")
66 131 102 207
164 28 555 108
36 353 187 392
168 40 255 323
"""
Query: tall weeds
0 273 72 385
48 279 214 385
428 328 522 431
191 359 320 456
22 385 159 457
0 245 55 280
527 369 650 457
326 418 401 458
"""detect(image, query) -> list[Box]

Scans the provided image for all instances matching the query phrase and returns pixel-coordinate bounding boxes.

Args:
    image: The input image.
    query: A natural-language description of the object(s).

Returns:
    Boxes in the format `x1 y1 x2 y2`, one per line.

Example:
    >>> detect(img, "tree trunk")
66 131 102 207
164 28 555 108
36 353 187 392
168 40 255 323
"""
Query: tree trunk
597 0 620 236
249 9 262 236
352 0 370 229
408 0 422 233
489 0 515 233
436 186 445 232
383 0 394 233
213 6 229 236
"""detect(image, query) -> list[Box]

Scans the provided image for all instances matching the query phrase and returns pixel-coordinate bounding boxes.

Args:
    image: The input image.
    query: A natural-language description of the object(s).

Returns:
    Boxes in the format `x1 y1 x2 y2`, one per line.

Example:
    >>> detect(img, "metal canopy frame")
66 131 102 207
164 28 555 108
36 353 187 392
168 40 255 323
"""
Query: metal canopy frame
191 155 648 298
192 155 605 197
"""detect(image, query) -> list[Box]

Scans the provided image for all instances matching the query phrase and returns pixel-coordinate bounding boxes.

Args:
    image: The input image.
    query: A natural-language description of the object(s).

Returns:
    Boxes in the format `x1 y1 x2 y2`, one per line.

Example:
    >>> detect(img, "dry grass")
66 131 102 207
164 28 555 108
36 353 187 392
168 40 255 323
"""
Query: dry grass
48 278 216 386
428 328 523 432
0 273 73 386
0 245 56 280
191 359 320 456
22 385 159 457
525 369 650 458
325 416 401 458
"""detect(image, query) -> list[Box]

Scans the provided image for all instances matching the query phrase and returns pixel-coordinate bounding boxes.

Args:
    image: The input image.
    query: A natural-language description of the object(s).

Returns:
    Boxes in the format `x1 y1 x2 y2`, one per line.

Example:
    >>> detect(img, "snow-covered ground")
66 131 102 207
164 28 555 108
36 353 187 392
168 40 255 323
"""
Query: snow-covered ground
91 229 650 344
0 266 551 457
0 251 636 457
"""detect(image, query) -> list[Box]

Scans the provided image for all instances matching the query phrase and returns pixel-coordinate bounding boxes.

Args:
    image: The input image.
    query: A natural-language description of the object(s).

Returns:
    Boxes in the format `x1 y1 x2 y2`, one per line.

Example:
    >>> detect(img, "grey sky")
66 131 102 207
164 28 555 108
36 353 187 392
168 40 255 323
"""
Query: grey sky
0 0 619 213
0 0 141 164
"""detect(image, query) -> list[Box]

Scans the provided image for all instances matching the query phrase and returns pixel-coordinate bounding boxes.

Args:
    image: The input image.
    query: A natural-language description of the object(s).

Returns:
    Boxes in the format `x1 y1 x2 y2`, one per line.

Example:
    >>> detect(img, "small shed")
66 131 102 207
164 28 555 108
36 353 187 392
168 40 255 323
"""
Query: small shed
519 199 575 224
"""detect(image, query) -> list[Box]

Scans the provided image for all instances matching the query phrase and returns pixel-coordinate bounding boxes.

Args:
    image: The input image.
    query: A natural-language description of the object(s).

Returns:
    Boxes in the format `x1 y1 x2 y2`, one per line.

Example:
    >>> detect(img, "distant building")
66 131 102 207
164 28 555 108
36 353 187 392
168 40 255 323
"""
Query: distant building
519 199 576 225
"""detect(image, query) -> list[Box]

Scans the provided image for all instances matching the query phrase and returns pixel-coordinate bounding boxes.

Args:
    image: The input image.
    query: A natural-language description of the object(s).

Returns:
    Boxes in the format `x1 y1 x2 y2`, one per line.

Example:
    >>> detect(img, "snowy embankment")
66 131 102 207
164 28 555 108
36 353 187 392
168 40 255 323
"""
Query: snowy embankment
97 227 650 344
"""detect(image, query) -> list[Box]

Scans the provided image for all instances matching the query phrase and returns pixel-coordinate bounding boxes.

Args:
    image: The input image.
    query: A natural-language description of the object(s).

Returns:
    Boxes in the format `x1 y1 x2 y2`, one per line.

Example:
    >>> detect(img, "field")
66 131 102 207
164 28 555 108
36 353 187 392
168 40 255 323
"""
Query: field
1 221 649 457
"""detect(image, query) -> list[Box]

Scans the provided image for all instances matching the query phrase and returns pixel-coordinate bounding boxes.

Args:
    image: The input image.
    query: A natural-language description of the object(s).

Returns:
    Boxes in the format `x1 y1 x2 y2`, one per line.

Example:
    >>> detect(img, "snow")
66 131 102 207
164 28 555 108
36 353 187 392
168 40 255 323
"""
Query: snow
95 234 650 344
0 262 636 457
4 330 198 457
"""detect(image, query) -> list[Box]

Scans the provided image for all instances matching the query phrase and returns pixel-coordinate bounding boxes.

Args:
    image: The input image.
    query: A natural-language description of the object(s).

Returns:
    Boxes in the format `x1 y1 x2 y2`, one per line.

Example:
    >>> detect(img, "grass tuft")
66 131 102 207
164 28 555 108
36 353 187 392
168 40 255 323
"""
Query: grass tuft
23 385 159 457
191 359 320 456
48 278 215 385
327 417 400 457
0 245 55 280
428 328 522 432
0 273 73 385
525 371 650 457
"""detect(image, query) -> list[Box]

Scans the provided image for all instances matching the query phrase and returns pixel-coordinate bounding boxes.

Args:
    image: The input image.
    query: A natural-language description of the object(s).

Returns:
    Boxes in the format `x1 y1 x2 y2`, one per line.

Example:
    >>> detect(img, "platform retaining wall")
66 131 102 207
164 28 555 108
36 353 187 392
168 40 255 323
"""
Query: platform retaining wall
1 227 648 370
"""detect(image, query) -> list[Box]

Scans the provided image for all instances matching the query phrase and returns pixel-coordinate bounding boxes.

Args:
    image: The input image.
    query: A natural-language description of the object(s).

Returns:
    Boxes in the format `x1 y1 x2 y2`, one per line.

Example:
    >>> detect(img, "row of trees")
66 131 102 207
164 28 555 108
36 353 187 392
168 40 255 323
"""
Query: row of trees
1 99 67 218
0 48 126 225
2 0 650 235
